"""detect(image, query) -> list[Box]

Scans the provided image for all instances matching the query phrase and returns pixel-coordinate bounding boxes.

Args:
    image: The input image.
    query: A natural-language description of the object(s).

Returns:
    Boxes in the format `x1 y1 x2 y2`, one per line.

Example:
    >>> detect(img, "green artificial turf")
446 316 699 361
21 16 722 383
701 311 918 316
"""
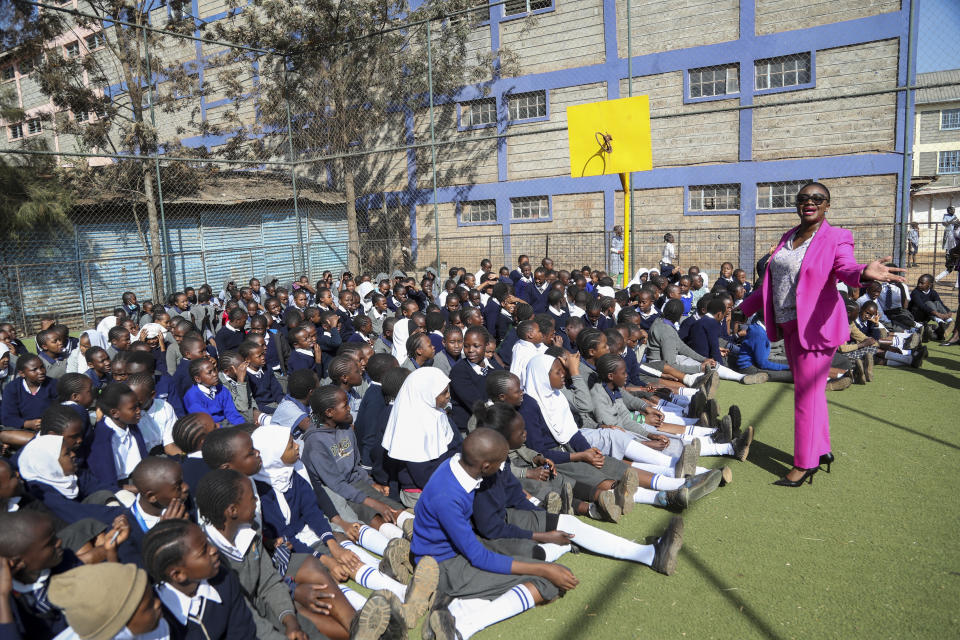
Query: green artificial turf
470 344 960 640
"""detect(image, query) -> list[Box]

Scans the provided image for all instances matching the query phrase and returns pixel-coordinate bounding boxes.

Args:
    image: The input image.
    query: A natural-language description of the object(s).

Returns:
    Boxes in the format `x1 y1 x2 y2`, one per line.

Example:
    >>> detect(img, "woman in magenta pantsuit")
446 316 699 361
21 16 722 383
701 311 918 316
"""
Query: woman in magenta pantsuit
739 182 905 486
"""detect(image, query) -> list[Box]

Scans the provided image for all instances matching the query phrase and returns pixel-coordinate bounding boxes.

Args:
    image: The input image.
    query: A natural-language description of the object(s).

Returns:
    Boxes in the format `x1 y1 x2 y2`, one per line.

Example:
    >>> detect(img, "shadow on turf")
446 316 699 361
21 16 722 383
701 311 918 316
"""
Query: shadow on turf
829 400 960 452
679 546 787 640
745 440 794 477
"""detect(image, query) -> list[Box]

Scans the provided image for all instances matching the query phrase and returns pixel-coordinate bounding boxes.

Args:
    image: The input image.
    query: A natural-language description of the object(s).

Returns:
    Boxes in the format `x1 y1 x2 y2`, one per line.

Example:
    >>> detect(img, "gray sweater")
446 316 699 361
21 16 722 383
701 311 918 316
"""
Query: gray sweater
646 318 705 366
301 424 371 505
588 383 654 437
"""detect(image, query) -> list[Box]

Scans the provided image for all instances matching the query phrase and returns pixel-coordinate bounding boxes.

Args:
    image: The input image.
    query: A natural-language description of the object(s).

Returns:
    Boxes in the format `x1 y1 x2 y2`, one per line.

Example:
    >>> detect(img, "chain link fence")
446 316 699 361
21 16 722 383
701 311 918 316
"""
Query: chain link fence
1 0 959 333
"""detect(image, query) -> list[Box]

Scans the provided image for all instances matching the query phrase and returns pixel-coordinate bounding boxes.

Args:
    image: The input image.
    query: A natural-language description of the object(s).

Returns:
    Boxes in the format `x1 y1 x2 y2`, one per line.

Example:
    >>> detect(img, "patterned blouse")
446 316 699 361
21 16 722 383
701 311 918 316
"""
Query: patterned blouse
769 230 816 324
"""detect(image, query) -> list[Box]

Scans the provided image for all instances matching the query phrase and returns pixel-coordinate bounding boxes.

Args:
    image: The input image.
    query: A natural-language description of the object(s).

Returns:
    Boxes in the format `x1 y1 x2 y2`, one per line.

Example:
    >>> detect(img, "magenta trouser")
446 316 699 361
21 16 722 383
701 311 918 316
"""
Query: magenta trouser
779 320 833 469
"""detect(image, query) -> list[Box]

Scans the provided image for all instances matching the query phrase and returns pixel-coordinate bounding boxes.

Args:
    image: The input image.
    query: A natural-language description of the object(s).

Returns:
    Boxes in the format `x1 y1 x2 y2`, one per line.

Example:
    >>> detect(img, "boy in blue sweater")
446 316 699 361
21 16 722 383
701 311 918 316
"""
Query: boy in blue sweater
412 428 579 640
182 359 246 426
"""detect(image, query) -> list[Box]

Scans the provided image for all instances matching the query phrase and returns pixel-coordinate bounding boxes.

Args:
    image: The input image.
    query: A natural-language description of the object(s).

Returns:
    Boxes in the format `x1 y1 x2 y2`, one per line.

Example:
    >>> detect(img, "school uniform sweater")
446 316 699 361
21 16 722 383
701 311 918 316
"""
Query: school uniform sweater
678 312 700 343
88 418 149 488
472 463 541 541
449 358 489 433
647 317 706 366
3 549 82 640
411 456 513 574
431 349 459 376
517 395 591 465
157 565 257 640
482 298 501 336
353 384 390 483
497 327 519 365
523 283 550 313
255 474 337 555
301 425 372 505
265 333 287 375
183 383 246 425
286 348 324 379
372 336 393 355
37 351 68 380
736 323 790 371
335 309 357 341
155 371 185 418
246 367 284 412
909 288 949 323
687 315 724 361
24 473 120 525
219 371 257 422
214 324 246 354
172 356 196 399
1 378 57 428
622 346 648 386
85 369 111 390
589 384 655 437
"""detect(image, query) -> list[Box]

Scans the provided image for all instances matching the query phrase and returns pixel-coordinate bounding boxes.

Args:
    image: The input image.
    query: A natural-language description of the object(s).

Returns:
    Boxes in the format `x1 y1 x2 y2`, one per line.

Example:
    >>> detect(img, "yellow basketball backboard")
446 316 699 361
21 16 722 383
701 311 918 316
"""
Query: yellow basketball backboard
567 95 652 178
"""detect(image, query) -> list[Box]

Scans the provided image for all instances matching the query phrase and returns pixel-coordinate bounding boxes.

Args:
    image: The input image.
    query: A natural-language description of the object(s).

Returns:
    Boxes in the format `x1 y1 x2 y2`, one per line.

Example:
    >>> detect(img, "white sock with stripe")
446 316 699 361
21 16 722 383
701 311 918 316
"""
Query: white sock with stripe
454 585 536 639
339 540 381 566
537 543 571 562
556 514 655 565
633 487 659 504
650 474 685 491
357 524 390 555
354 564 407 600
338 584 367 610
379 522 404 539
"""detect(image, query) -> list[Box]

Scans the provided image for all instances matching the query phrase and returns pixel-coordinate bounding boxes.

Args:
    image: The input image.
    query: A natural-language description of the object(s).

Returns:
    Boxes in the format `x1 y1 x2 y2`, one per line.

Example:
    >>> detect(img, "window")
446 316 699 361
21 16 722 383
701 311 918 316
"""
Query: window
85 32 106 51
938 150 960 174
26 118 42 135
8 123 23 140
460 98 496 127
65 41 80 59
755 53 811 90
1 66 14 82
689 184 740 211
462 200 497 223
757 180 810 209
19 55 42 74
508 91 546 121
689 65 739 98
942 109 960 130
504 0 551 16
74 110 89 122
511 196 549 220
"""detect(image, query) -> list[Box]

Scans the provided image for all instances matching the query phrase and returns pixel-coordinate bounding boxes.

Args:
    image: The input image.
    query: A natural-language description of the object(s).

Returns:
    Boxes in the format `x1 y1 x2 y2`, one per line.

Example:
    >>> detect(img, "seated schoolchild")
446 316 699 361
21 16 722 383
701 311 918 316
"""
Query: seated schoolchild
448 327 495 434
401 332 435 372
124 373 166 453
196 468 360 640
82 346 112 392
508 320 545 386
106 326 131 359
55 372 94 433
348 315 375 345
271 369 319 443
182 358 246 426
855 300 925 369
472 402 684 574
216 350 260 425
287 325 325 380
240 339 284 413
172 334 209 400
2 355 58 431
688 297 767 384
411 428 581 640
127 456 191 535
249 313 288 380
373 316 396 357
170 412 218 488
215 307 248 354
431 326 463 377
143 519 259 640
354 354 400 482
909 274 955 341
497 302 533 367
327 355 364 422
732 309 793 383
88 383 148 490
380 367 463 503
35 328 68 380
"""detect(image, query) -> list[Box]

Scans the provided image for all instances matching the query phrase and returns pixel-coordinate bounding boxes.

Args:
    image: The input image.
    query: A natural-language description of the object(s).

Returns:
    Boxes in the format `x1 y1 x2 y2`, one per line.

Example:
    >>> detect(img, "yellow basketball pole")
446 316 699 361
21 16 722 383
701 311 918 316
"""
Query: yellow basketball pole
620 172 630 288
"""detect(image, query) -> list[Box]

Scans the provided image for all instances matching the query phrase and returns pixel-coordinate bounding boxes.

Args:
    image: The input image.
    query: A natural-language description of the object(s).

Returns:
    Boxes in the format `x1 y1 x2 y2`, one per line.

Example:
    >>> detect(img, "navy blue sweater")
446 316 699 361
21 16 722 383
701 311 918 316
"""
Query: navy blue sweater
246 368 284 411
2 549 81 640
158 565 257 640
688 315 723 361
287 349 323 379
517 395 590 464
87 419 148 488
1 378 57 428
472 463 541 540
214 325 246 354
256 475 336 554
353 384 389 479
449 359 486 433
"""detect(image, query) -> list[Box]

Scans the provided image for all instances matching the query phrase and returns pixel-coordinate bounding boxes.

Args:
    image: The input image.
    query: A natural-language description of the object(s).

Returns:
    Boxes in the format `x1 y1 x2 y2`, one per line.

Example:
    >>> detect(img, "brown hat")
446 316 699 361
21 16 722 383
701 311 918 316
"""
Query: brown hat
48 563 148 640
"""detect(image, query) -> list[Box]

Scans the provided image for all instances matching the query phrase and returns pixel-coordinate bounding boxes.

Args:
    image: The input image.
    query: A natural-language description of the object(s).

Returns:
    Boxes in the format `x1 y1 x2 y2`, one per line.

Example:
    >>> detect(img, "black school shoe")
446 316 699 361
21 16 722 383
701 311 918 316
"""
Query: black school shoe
728 405 741 436
651 516 684 576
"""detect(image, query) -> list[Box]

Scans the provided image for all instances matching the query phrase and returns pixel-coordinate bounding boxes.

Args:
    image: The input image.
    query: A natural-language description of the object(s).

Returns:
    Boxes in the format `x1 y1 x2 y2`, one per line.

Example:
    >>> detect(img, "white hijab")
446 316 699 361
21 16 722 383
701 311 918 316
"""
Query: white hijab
0 343 9 378
524 355 580 445
252 424 297 524
18 435 79 499
509 339 545 387
82 329 109 350
391 318 411 360
356 282 376 313
381 367 454 463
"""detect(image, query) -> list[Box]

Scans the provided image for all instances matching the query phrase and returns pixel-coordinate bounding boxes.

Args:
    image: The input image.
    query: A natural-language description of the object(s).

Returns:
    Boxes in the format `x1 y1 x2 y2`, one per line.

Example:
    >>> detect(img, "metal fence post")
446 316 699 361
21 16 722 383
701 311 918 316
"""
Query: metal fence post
74 224 89 326
142 22 172 295
426 20 441 269
626 0 635 279
898 0 919 264
284 65 307 275
14 266 27 332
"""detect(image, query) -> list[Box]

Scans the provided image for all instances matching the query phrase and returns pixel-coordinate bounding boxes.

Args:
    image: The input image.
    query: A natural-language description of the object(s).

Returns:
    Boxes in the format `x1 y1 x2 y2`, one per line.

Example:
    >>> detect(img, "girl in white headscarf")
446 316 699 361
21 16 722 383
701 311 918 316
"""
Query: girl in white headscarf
19 434 79 499
0 343 13 390
381 367 460 498
391 318 411 361
66 329 108 374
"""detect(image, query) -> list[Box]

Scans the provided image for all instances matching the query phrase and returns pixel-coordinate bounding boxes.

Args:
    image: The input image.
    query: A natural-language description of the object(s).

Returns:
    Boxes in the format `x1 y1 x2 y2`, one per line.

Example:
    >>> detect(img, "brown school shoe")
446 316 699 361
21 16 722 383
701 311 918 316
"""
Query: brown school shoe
713 414 733 444
687 390 706 420
401 509 415 541
719 465 733 486
544 491 562 515
706 398 719 427
379 590 410 640
685 468 722 504
732 425 754 462
403 556 439 628
863 354 874 382
826 376 852 391
662 486 689 510
852 357 866 385
423 609 461 640
674 439 700 478
741 371 769 385
615 469 639 516
560 482 575 515
699 369 720 400
905 331 923 351
350 592 393 640
596 489 622 523
651 516 685 576
380 537 414 586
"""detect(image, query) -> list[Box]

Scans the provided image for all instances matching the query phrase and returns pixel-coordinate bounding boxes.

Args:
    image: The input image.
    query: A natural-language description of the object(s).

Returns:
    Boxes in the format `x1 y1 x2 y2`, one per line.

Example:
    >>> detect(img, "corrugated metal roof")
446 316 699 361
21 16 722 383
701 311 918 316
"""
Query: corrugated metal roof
916 70 960 105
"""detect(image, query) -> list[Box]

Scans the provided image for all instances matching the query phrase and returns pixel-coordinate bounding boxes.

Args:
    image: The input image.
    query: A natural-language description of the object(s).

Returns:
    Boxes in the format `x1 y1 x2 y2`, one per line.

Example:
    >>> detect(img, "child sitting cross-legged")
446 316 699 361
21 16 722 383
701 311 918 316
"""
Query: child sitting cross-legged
240 339 285 413
88 382 148 491
472 401 684 574
183 357 246 426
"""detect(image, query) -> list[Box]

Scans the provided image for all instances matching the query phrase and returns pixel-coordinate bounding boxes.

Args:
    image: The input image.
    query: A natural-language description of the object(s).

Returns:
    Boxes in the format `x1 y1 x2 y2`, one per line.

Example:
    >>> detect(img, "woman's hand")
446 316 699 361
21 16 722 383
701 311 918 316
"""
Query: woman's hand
863 256 906 283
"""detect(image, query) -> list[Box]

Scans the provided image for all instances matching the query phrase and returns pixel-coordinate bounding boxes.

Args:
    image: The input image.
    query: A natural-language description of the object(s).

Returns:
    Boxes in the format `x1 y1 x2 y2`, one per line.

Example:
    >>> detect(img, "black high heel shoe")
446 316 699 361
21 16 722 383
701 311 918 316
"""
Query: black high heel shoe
773 467 819 487
819 452 835 473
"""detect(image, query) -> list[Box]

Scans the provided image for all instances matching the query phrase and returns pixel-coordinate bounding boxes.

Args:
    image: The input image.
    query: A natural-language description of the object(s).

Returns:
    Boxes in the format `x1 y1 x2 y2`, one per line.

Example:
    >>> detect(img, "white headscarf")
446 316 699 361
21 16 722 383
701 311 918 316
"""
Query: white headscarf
82 329 109 350
356 282 376 313
18 435 79 499
95 315 118 336
509 339 545 387
0 343 9 378
391 318 411 361
381 367 453 463
524 355 580 445
252 424 297 524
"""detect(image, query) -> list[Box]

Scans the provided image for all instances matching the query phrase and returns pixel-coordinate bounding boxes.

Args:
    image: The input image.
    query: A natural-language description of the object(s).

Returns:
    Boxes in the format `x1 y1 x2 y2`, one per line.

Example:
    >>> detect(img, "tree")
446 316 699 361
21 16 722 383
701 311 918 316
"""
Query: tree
211 0 508 273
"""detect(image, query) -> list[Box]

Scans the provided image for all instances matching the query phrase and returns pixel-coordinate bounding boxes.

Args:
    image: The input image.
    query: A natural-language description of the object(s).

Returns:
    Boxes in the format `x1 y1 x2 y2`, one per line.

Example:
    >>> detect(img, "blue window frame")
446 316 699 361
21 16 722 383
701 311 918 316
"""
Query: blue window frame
938 150 960 174
942 109 960 130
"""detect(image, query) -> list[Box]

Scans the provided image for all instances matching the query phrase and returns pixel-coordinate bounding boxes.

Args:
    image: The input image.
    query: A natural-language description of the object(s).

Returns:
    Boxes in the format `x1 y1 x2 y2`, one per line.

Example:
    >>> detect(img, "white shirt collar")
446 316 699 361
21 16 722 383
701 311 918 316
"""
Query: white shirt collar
134 498 162 531
187 450 204 459
12 569 50 595
6 496 21 512
204 522 257 563
196 384 215 399
295 347 313 356
22 379 39 395
246 367 263 378
468 359 490 375
224 323 240 333
104 416 128 436
156 581 222 626
450 454 482 493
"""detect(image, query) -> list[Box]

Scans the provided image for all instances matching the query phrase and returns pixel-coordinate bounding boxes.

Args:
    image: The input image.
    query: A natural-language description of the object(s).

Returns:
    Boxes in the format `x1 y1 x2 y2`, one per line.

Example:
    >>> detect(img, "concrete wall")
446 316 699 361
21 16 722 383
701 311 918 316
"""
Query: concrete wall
616 0 739 58
500 0 605 76
755 0 901 35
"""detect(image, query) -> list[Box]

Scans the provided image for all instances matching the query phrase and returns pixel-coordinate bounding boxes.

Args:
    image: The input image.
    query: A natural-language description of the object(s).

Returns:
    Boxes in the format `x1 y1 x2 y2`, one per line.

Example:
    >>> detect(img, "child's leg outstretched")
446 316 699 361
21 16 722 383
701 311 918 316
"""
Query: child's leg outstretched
290 556 357 640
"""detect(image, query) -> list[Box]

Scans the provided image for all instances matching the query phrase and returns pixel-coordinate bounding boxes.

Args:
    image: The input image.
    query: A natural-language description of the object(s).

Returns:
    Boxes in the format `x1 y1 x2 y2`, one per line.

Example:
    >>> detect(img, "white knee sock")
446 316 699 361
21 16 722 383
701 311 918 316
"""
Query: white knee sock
633 487 659 504
379 522 404 539
556 514 655 565
682 373 703 387
537 543 571 562
396 510 414 528
624 440 674 466
339 540 381 566
699 440 734 457
454 585 536 639
685 425 716 437
339 584 367 610
357 524 390 555
650 473 685 491
695 465 709 475
631 462 674 476
716 364 745 381
355 564 407 600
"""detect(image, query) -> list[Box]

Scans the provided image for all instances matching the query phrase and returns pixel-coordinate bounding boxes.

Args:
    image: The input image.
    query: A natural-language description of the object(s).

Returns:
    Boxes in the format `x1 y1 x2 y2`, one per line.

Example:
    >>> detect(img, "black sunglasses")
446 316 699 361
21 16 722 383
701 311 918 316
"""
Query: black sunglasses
796 193 829 205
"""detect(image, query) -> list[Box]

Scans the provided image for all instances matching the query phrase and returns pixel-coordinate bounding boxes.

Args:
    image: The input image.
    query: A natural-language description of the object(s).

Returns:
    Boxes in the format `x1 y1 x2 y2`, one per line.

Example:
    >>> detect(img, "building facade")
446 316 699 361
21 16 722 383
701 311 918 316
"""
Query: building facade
911 69 960 232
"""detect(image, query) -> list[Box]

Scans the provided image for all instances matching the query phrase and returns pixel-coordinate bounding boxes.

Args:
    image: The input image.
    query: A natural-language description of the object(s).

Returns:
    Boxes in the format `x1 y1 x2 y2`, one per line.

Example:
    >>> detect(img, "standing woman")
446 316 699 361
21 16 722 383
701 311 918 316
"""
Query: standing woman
740 182 904 487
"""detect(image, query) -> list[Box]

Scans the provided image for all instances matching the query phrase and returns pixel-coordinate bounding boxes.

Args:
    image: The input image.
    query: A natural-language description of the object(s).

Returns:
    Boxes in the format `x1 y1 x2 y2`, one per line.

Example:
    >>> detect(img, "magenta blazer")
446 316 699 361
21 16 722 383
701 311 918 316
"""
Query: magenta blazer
740 220 867 351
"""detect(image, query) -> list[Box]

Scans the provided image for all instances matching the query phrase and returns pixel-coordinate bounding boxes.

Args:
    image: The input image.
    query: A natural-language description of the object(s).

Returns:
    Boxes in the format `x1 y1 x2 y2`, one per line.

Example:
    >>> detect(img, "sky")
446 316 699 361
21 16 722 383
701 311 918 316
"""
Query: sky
916 0 960 73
